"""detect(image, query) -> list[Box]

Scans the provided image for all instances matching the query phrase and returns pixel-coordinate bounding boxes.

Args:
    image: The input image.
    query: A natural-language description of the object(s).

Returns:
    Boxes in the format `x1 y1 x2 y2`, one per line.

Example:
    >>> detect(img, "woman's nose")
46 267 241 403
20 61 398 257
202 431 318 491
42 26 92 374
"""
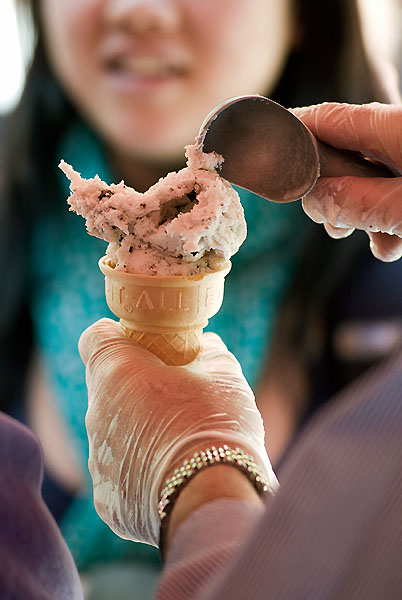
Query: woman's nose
103 0 182 34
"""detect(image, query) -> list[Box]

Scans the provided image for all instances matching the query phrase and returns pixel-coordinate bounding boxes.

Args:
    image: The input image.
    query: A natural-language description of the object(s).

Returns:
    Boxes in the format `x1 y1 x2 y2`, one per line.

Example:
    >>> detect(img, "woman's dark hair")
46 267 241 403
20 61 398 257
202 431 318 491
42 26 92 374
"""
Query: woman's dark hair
0 0 394 410
0 0 75 410
275 0 390 106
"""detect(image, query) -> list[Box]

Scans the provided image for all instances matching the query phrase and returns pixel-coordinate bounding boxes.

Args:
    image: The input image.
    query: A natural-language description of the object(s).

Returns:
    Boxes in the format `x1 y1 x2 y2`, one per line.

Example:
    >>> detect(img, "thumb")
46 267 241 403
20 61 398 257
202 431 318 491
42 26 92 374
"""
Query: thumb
293 103 402 171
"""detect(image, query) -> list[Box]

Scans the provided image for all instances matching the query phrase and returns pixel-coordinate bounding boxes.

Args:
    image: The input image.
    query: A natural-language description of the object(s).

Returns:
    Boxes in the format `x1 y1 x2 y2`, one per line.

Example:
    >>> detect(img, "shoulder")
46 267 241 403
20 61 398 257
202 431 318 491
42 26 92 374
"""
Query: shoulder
250 352 402 596
0 412 43 491
0 412 83 599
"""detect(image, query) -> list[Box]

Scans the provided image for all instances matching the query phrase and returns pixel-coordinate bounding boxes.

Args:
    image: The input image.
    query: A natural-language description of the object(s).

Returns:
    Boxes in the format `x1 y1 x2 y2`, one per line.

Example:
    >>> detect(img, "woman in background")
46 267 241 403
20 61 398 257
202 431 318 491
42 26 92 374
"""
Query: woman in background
0 0 399 596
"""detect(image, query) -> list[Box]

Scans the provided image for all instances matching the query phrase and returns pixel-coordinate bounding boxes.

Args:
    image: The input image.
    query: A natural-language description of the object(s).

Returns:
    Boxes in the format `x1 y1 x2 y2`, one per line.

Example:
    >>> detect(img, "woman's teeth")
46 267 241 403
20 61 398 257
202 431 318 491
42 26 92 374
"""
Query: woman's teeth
112 56 185 77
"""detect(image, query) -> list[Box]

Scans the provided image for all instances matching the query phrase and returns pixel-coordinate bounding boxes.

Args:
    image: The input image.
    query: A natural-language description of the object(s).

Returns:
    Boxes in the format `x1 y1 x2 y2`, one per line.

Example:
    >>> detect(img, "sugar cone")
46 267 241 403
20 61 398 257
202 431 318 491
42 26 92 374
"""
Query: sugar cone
99 256 231 365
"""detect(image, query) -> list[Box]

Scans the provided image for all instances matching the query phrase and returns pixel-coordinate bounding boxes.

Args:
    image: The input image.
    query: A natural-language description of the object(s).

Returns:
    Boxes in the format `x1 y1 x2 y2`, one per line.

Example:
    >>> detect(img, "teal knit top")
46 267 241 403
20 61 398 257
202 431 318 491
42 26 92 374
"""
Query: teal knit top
30 121 313 570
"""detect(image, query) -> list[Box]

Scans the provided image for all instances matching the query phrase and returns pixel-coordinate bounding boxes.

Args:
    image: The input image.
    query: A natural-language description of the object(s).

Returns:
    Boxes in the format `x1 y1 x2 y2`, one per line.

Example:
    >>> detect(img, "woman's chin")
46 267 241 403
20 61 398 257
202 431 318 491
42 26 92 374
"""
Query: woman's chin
105 126 196 163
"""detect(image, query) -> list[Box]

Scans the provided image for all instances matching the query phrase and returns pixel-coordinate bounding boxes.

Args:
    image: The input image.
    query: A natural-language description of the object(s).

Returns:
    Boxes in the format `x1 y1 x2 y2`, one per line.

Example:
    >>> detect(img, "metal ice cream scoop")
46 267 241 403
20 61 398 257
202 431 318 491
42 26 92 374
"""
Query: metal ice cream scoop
199 95 394 203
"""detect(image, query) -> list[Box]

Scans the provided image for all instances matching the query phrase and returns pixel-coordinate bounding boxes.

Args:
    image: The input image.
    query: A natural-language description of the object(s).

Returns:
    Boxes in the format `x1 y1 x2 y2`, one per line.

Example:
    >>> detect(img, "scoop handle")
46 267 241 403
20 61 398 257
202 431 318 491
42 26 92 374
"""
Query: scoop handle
317 140 395 179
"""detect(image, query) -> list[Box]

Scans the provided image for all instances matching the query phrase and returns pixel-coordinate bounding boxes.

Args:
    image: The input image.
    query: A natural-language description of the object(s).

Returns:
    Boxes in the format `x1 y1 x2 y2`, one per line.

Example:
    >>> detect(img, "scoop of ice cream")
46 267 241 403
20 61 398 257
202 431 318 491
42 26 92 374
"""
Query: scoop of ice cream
60 147 246 276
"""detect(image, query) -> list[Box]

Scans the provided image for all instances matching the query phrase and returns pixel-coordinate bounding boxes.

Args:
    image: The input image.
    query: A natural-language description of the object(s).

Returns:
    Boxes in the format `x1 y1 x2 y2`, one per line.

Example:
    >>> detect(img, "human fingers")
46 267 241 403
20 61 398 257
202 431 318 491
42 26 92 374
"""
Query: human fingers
320 227 402 262
78 317 163 368
293 103 402 172
323 222 355 239
367 231 402 262
302 175 402 236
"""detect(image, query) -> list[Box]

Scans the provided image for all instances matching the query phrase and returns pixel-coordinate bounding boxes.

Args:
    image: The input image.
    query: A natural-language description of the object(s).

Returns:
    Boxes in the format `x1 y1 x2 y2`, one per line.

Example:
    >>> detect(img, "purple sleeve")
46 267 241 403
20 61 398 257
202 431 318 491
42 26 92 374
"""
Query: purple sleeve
156 348 402 600
158 499 265 599
0 412 83 600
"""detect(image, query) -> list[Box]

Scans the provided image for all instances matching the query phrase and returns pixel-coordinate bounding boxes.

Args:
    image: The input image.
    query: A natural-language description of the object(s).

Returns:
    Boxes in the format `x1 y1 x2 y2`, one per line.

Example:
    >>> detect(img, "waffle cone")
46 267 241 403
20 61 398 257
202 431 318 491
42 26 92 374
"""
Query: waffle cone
99 256 231 365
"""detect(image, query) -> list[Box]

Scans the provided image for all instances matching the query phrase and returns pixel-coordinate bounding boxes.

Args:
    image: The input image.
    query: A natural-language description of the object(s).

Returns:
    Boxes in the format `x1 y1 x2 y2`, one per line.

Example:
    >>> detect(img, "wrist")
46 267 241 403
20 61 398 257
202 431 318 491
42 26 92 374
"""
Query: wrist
158 445 272 558
165 464 263 553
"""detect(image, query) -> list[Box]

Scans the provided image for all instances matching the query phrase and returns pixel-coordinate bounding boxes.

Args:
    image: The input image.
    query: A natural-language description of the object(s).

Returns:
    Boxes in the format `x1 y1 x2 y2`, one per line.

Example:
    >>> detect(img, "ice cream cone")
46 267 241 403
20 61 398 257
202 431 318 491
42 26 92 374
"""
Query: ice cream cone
99 256 231 365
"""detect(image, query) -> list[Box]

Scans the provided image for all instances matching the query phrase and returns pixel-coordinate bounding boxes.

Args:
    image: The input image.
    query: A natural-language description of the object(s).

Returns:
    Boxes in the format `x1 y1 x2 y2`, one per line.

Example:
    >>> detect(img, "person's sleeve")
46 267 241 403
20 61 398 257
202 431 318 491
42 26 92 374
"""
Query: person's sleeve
0 412 83 600
157 498 266 600
156 346 402 600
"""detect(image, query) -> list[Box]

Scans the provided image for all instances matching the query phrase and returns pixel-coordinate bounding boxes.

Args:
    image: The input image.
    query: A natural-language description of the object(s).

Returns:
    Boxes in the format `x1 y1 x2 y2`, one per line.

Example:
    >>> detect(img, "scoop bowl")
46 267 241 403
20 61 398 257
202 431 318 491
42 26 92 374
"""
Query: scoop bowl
199 95 394 203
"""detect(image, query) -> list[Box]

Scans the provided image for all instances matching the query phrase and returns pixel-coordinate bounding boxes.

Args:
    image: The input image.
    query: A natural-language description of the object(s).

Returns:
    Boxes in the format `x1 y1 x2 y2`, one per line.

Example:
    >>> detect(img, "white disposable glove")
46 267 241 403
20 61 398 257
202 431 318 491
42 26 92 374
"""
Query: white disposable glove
79 318 277 547
293 102 402 262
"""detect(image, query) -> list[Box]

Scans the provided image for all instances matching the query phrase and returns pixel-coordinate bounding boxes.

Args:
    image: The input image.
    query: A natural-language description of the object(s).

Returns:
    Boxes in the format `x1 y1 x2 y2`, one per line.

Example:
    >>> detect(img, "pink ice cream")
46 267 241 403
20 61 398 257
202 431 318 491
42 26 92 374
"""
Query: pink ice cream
60 145 246 276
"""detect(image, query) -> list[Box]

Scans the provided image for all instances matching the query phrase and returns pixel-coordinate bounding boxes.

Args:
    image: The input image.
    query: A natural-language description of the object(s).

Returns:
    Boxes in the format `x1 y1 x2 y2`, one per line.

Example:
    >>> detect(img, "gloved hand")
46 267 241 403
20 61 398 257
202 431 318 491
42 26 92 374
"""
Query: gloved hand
293 102 402 262
79 318 277 547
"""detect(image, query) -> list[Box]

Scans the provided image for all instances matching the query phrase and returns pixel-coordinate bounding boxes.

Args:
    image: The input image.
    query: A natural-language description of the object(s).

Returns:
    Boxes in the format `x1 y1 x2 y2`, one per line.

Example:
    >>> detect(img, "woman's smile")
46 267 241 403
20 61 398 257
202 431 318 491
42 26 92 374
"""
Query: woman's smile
100 39 193 100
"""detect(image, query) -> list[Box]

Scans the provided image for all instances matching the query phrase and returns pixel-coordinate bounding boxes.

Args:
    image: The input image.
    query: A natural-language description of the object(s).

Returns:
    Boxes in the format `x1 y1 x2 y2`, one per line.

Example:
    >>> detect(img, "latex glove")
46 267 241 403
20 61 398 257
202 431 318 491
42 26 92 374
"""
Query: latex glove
79 318 277 547
293 102 402 262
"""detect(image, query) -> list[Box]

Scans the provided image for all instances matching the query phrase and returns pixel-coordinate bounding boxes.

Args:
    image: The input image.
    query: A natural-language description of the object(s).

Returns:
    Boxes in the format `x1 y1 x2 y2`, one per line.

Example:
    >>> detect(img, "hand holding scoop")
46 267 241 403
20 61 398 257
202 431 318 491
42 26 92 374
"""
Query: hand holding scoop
199 95 394 203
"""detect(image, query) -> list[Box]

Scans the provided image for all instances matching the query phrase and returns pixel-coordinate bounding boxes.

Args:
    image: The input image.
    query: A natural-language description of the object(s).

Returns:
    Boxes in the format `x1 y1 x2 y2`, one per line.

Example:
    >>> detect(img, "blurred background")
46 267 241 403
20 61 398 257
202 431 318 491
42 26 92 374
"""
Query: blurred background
0 1 401 598
0 0 401 114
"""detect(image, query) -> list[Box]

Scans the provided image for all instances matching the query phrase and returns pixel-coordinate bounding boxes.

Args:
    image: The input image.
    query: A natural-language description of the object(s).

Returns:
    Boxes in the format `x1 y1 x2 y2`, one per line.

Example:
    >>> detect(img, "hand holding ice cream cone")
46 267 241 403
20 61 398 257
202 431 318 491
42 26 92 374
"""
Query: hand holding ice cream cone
79 320 277 547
